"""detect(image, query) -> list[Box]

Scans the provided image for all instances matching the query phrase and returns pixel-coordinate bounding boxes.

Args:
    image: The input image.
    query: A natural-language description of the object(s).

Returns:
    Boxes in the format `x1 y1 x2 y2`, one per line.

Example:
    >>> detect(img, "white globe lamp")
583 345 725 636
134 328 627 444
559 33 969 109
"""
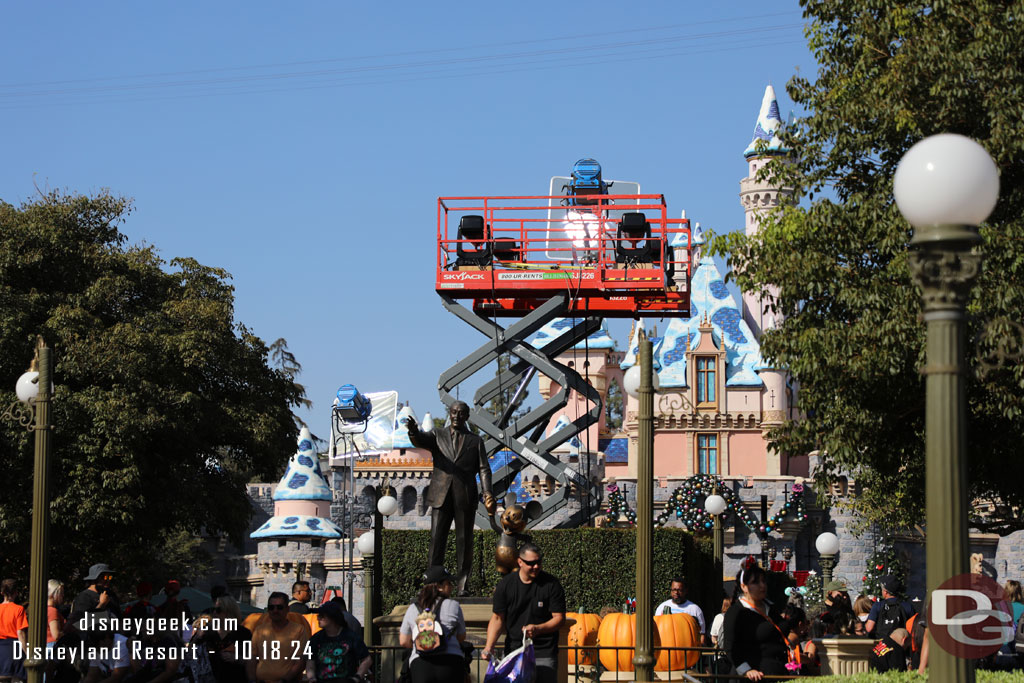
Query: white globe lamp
815 531 840 556
894 133 999 231
705 494 727 516
16 371 40 403
377 493 399 517
356 531 375 555
622 364 660 399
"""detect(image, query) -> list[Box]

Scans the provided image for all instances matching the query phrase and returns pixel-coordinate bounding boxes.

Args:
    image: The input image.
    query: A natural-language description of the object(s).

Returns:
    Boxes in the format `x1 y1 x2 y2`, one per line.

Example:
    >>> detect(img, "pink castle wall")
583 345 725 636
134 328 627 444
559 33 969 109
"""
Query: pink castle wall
728 432 768 476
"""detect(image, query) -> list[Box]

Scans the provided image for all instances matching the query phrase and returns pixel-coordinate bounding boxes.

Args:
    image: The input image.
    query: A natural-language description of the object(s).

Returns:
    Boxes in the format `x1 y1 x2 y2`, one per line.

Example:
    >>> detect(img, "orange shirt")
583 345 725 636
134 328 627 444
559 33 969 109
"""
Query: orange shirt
47 606 64 643
0 602 28 639
250 616 310 681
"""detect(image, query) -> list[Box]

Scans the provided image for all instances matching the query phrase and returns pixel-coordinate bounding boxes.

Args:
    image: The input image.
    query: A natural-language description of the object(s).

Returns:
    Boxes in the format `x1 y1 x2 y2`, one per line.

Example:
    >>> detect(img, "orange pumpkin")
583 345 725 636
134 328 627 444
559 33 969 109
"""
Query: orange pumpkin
597 613 635 672
654 612 701 671
565 613 601 666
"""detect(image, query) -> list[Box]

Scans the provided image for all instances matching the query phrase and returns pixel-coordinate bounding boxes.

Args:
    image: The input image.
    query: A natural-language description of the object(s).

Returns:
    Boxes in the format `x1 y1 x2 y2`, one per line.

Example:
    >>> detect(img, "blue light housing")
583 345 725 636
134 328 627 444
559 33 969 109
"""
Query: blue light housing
334 384 372 423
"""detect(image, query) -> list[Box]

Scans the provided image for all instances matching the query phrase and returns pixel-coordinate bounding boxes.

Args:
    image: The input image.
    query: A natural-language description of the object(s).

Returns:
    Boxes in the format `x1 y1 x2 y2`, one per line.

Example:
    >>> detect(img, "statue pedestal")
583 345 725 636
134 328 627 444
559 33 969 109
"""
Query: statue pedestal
377 603 574 683
814 637 874 675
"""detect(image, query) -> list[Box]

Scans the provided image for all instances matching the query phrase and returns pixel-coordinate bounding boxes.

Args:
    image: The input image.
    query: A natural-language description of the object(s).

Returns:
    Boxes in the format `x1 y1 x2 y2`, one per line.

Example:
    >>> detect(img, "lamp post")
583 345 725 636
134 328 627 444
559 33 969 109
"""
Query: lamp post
2 339 53 683
894 133 999 683
623 331 654 682
358 481 398 647
815 532 840 598
356 531 376 648
705 491 727 597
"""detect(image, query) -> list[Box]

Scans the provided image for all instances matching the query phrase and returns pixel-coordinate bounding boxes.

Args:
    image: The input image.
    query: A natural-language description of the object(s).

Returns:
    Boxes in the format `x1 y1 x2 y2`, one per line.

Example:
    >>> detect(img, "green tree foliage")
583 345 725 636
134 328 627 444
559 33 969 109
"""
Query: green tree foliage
484 353 529 424
710 2 1024 533
604 377 623 431
0 190 304 581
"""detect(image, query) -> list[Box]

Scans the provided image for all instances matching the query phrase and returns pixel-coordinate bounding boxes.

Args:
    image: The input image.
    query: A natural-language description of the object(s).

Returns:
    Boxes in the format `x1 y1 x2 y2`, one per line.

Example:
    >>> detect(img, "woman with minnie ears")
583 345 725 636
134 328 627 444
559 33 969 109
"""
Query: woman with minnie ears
721 560 797 680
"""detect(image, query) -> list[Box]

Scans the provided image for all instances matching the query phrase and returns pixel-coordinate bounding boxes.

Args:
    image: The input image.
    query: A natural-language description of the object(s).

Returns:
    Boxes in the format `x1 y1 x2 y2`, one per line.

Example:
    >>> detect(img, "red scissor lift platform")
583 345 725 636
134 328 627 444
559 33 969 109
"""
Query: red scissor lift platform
432 194 691 529
436 195 691 318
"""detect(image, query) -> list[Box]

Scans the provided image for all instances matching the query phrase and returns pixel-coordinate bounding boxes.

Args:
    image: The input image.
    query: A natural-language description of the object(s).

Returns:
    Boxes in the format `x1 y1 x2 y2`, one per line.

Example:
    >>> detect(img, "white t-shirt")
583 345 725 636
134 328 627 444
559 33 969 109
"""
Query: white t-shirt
655 599 706 633
710 612 725 643
401 599 466 663
90 633 131 675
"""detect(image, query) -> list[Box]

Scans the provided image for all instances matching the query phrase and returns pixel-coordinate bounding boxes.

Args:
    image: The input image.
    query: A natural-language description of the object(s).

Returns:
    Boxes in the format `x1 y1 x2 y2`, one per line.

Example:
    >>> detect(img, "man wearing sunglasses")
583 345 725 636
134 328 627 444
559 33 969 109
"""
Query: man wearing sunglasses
483 544 565 683
247 592 310 683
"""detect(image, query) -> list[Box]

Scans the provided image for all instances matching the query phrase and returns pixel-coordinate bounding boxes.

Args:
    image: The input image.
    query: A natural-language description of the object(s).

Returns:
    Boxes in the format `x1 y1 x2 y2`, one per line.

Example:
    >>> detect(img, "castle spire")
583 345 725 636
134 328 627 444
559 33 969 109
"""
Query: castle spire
743 84 788 159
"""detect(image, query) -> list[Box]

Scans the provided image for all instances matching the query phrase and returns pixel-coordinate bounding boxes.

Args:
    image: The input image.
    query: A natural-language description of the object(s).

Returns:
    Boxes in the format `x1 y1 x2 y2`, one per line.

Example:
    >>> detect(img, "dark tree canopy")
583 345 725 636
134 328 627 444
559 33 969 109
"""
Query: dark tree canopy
711 1 1024 533
0 190 304 582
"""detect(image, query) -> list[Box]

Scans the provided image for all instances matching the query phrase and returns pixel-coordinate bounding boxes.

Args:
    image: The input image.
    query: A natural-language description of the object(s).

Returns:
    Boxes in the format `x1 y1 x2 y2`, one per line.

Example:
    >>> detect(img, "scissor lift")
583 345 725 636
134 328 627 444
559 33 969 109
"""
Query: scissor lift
434 194 691 528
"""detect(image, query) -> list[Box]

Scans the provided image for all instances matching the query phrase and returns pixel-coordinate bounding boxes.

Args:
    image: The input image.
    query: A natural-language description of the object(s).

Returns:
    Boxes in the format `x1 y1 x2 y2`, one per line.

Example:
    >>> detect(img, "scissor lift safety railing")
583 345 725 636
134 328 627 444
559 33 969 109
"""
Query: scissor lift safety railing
433 195 692 528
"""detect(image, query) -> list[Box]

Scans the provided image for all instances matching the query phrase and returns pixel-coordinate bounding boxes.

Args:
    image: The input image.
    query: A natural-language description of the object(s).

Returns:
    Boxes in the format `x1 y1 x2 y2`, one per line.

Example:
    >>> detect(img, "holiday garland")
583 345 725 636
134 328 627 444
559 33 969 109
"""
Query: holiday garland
654 474 808 537
603 481 637 526
604 474 808 537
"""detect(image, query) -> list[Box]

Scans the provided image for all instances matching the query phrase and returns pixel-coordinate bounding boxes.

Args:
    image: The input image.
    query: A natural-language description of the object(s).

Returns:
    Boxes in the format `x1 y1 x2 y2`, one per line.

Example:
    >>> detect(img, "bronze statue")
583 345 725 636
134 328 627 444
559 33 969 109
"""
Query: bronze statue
405 400 495 594
495 503 531 575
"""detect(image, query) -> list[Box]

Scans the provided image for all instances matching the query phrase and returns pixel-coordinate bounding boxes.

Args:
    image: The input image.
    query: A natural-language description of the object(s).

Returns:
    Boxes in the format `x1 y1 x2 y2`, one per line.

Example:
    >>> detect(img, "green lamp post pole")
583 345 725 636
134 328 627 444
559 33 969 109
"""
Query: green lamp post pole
361 550 375 648
633 331 654 682
2 339 53 683
895 134 1000 683
705 485 727 599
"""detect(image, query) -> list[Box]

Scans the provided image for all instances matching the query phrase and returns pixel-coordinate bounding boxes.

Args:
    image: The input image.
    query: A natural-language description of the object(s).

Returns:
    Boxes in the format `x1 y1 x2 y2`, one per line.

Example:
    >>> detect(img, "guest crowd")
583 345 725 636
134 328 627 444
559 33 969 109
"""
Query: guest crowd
3 553 1023 682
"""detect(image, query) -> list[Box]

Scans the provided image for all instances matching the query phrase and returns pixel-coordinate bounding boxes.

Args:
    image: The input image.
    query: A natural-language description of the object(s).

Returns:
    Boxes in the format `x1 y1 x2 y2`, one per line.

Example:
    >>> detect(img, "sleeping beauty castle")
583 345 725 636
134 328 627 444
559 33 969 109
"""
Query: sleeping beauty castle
205 85 1021 620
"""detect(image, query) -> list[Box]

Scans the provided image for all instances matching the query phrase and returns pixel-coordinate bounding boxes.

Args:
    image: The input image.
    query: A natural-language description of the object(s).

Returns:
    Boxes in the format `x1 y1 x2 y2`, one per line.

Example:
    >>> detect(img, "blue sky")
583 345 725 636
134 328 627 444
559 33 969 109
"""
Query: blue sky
0 2 816 436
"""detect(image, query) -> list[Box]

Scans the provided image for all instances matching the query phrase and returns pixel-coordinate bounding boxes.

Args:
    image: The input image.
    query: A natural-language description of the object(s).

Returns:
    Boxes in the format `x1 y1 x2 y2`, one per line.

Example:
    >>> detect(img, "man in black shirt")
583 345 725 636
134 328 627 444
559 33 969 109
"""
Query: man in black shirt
289 581 312 614
70 563 119 630
483 544 566 683
869 627 909 672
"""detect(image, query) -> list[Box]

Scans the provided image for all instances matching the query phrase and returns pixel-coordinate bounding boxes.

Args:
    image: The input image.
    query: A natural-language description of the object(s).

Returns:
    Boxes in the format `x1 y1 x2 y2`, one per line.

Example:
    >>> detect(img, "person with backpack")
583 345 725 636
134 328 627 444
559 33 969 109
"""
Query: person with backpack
865 576 914 640
399 566 466 683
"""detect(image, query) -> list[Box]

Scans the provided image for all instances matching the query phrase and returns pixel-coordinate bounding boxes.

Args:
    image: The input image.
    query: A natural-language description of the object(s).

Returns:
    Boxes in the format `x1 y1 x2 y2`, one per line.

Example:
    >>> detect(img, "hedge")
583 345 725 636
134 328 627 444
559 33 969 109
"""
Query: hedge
381 527 716 618
815 672 1019 682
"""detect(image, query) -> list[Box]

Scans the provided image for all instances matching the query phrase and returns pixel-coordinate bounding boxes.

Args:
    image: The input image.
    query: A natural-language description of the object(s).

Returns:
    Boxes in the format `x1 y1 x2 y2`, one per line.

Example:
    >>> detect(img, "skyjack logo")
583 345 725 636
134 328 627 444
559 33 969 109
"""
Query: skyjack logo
441 272 486 281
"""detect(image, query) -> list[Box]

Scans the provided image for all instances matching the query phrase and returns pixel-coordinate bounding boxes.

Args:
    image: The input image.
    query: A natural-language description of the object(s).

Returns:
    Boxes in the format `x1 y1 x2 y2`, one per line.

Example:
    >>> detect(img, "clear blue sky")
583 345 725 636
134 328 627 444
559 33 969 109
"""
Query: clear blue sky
0 2 816 437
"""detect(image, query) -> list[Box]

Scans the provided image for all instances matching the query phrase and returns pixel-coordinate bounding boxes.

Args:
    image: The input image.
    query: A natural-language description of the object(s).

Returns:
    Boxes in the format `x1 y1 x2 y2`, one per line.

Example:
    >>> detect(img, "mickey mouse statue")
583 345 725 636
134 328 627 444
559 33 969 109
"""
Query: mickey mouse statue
494 503 532 575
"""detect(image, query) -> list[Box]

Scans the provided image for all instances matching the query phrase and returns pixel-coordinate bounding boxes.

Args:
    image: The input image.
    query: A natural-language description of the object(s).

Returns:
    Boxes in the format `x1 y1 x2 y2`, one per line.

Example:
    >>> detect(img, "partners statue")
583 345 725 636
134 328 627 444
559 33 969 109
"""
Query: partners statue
405 400 496 595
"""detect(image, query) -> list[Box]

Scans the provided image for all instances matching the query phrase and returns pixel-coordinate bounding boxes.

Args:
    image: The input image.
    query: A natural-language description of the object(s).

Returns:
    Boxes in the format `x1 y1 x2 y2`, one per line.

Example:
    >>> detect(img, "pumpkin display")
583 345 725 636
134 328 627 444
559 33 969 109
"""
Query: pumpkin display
565 613 601 666
597 613 635 672
653 612 701 671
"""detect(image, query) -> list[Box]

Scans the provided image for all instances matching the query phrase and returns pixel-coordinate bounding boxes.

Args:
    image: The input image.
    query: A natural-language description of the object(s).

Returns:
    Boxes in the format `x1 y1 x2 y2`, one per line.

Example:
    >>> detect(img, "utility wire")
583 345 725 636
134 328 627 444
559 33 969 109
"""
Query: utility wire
0 11 800 90
0 35 805 110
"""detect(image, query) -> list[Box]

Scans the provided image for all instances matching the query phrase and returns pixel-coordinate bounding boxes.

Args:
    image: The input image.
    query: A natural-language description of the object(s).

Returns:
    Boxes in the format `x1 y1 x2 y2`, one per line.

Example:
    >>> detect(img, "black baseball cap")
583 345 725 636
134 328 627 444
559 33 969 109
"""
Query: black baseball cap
422 566 455 584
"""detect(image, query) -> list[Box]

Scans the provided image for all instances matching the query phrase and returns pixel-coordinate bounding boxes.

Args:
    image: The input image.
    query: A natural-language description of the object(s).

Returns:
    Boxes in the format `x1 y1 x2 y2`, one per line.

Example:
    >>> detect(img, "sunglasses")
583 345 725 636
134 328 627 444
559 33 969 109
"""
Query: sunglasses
267 604 287 611
520 558 542 567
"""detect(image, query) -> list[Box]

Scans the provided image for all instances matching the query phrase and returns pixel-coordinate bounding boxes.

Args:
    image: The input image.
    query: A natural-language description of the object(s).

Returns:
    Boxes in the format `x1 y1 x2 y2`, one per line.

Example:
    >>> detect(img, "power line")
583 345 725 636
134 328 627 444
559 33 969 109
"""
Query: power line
0 11 800 90
0 33 806 110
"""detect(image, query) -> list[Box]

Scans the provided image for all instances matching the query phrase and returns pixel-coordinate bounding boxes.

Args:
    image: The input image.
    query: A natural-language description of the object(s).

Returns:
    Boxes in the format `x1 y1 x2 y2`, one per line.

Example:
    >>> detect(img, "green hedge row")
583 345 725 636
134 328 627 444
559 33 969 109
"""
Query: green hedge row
816 672 1019 682
381 527 717 618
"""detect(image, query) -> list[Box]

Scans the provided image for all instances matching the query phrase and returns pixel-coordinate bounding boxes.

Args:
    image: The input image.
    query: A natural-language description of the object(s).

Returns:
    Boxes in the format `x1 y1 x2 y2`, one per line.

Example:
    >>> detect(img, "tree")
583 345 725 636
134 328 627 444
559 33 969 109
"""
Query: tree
604 377 623 431
270 337 317 436
0 190 304 581
710 1 1024 533
484 353 529 425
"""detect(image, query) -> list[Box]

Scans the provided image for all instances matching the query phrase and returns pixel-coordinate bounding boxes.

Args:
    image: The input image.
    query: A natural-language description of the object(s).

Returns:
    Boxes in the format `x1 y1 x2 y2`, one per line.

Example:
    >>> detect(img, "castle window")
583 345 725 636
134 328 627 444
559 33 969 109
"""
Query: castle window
696 357 717 407
697 433 718 474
